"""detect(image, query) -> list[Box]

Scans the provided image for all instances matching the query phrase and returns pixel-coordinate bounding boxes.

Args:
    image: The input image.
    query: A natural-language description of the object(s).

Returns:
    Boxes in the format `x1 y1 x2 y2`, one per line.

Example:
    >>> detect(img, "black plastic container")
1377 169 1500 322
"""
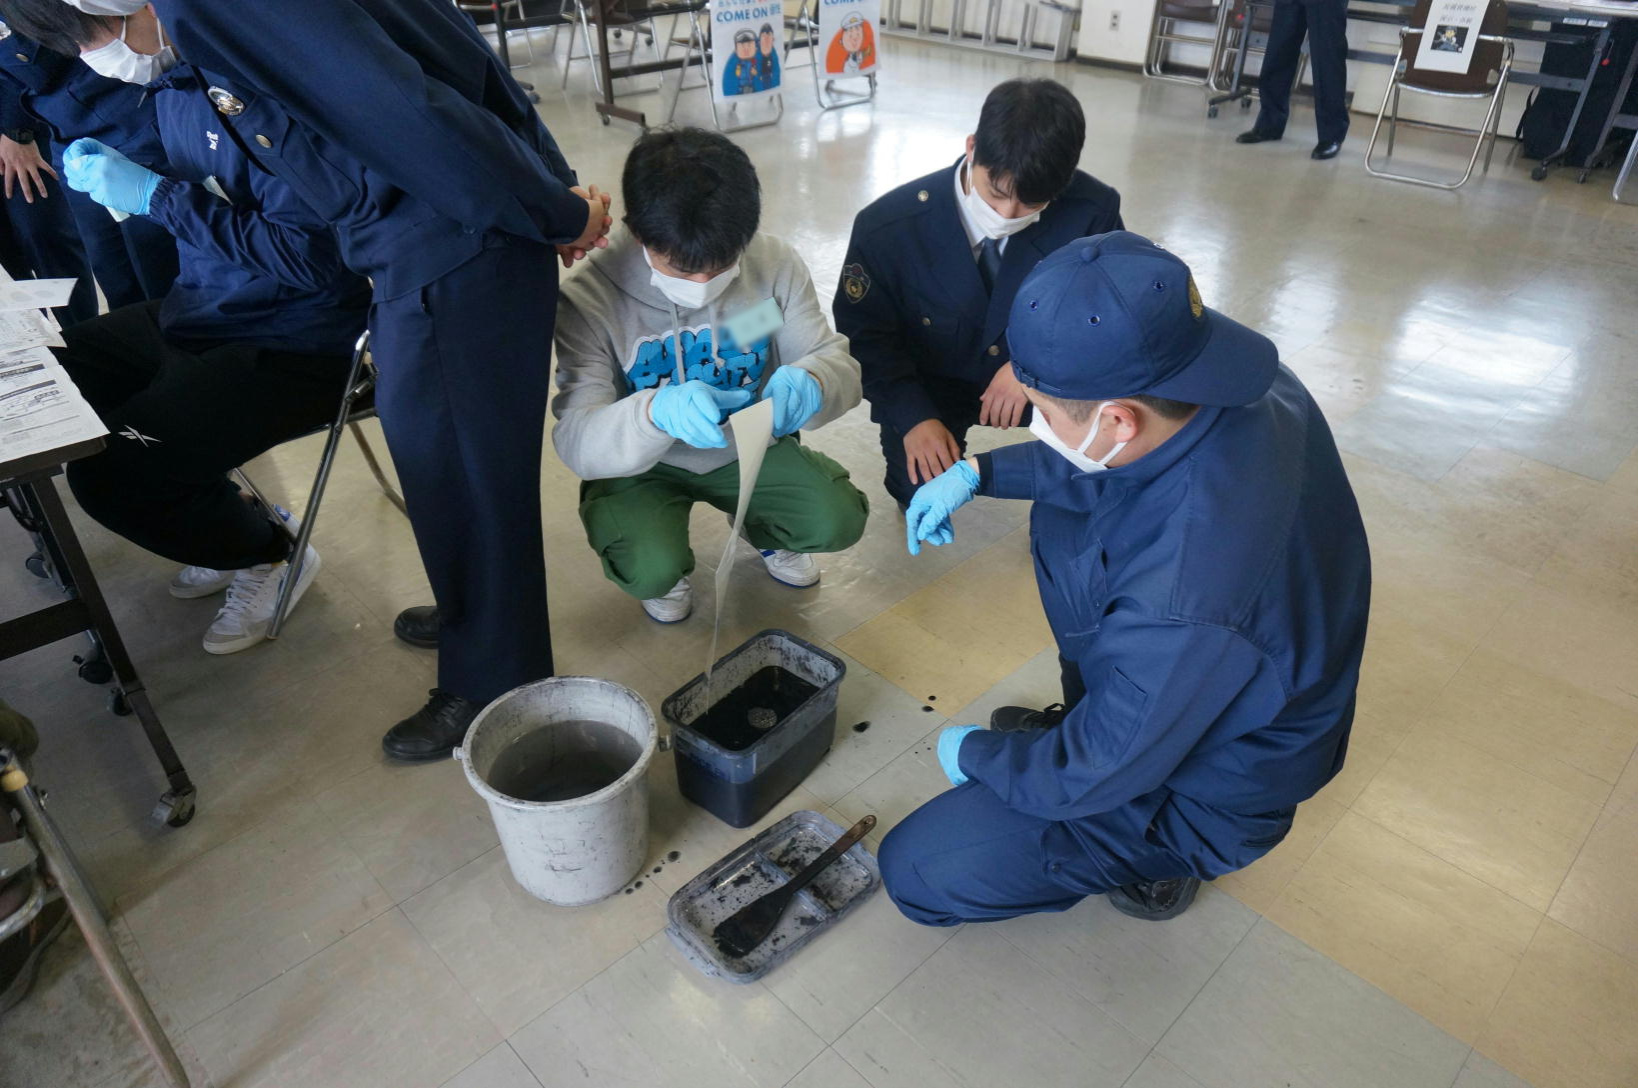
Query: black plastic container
662 630 845 828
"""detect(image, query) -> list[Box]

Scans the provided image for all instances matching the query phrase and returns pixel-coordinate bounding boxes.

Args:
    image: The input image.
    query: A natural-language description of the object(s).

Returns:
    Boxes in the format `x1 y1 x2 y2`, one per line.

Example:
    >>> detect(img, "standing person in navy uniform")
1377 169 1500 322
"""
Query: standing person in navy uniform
48 0 613 760
0 80 96 324
0 25 177 312
1234 0 1350 159
833 78 1124 511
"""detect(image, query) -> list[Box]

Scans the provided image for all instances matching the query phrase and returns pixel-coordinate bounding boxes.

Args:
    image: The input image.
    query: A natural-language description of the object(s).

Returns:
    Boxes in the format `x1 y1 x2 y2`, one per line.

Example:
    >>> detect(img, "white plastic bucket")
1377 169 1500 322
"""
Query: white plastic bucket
455 677 655 906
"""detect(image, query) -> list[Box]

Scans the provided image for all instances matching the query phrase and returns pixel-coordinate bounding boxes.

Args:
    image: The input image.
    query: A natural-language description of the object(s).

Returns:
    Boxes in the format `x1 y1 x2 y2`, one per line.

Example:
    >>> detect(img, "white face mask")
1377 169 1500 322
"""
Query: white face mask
962 156 1044 241
65 0 148 13
81 17 175 86
643 247 739 310
1030 401 1128 473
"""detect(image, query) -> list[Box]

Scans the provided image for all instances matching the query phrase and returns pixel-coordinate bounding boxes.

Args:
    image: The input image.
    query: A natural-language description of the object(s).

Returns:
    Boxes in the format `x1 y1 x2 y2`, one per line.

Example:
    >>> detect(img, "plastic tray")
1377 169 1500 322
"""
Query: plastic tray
664 810 880 983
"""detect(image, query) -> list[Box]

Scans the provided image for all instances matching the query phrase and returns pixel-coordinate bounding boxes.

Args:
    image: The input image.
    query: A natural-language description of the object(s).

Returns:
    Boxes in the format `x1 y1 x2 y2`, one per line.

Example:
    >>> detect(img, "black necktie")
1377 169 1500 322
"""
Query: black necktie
978 237 1002 293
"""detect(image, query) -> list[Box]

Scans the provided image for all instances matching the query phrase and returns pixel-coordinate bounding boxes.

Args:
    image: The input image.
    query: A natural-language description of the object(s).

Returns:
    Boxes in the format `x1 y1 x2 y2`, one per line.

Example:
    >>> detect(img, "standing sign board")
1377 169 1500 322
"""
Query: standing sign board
820 0 881 77
713 0 784 103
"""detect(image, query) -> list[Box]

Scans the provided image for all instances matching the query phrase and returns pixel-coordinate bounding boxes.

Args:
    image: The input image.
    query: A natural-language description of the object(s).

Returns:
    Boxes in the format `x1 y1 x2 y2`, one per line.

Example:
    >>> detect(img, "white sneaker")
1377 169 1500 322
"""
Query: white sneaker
169 565 234 599
641 577 693 623
760 549 819 588
202 544 321 655
170 506 300 599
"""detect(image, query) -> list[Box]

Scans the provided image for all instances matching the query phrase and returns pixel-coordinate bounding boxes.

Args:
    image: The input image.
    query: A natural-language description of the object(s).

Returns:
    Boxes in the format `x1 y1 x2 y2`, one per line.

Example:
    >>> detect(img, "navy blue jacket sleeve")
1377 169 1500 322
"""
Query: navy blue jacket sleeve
147 176 342 293
152 0 587 246
832 217 939 436
957 613 1283 821
975 441 1050 501
0 79 37 141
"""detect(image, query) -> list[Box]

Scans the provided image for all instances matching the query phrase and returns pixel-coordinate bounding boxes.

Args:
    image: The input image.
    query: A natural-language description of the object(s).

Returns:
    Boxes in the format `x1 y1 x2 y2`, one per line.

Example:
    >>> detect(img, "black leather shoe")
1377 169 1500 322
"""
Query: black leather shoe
1311 140 1342 160
1235 130 1280 144
989 703 1069 733
1106 876 1201 921
394 605 441 649
382 689 477 762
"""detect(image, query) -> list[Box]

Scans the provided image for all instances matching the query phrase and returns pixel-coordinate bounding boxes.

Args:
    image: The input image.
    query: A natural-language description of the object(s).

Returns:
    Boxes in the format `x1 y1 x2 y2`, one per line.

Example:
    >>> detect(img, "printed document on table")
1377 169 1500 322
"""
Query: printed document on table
0 338 105 464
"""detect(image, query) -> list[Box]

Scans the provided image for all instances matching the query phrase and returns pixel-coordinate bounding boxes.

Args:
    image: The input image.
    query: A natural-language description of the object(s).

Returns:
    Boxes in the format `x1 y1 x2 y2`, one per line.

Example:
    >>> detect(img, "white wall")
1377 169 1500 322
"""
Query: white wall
1076 0 1159 63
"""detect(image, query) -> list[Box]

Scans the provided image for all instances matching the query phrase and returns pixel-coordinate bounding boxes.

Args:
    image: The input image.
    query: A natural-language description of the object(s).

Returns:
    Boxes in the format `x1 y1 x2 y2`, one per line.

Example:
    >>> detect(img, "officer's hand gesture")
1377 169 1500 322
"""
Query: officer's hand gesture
979 361 1028 429
904 418 962 487
560 184 614 269
0 135 56 205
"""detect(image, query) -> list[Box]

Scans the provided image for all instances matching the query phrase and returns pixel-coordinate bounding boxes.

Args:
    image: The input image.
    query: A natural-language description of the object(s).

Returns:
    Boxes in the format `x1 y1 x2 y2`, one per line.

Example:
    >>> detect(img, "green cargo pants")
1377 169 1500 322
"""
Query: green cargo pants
579 437 869 600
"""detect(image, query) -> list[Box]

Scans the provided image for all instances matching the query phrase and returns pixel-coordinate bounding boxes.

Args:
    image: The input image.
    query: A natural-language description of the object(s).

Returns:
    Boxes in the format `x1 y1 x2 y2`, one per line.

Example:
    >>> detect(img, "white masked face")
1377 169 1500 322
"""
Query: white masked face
1029 400 1128 473
80 15 175 85
642 246 739 310
962 156 1044 241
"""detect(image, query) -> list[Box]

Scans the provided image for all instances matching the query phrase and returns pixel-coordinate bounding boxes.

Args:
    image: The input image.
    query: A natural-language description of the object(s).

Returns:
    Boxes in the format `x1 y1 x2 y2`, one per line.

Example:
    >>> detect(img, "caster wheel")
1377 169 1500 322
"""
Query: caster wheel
24 552 47 579
1208 105 1220 118
109 690 132 716
77 656 113 685
1241 97 1252 110
601 115 611 126
1576 170 1589 184
152 790 196 828
1531 164 1548 180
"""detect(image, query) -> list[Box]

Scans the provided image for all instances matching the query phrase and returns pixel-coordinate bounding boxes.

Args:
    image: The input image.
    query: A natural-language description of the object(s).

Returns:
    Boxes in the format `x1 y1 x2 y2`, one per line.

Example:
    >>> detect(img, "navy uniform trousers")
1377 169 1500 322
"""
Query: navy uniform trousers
0 153 97 326
880 656 1191 927
1252 0 1351 146
370 239 558 707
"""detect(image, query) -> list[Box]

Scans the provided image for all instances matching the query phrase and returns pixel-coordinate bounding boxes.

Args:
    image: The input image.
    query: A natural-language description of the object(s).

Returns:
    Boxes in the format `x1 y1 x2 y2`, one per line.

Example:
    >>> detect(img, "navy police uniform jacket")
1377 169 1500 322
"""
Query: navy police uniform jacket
145 65 367 355
834 161 1123 436
0 30 165 167
149 0 584 299
967 366 1371 877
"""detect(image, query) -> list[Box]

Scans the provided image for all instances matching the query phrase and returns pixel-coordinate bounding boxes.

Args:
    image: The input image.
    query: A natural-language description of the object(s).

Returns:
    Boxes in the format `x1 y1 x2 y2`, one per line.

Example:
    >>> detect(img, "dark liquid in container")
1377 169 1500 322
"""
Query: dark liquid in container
485 720 643 803
692 666 819 751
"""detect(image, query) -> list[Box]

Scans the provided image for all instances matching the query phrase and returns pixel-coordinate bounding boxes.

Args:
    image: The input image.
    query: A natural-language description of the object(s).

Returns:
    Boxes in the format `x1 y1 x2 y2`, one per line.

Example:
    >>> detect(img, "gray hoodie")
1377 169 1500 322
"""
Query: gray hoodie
552 230 861 479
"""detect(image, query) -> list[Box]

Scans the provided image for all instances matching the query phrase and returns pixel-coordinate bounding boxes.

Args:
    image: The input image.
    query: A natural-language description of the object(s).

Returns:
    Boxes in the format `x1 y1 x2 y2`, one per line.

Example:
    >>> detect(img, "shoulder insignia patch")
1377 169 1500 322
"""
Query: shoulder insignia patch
841 263 871 304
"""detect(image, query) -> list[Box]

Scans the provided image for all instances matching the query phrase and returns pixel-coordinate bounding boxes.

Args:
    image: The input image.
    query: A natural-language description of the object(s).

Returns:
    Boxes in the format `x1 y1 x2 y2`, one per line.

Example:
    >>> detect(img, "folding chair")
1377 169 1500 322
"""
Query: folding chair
1145 0 1227 85
232 330 407 641
561 0 664 96
1206 0 1307 117
1365 0 1514 190
983 0 1080 62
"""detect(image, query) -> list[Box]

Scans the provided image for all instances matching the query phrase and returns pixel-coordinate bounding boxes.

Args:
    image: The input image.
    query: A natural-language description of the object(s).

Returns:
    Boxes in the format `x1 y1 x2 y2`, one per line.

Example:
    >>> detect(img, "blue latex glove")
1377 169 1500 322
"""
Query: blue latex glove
62 138 160 216
649 380 755 449
762 365 823 437
937 725 983 786
905 460 980 556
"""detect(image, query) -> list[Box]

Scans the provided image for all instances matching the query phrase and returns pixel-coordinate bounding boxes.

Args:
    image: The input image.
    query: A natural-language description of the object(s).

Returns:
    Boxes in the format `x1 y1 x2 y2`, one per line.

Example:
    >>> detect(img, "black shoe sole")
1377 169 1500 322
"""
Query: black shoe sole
380 739 457 763
392 615 440 650
1105 878 1201 921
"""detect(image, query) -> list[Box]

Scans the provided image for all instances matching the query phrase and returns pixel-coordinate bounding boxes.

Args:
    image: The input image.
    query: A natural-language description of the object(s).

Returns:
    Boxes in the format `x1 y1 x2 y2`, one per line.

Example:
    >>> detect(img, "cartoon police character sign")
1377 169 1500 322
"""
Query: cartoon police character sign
712 0 783 99
822 6 878 76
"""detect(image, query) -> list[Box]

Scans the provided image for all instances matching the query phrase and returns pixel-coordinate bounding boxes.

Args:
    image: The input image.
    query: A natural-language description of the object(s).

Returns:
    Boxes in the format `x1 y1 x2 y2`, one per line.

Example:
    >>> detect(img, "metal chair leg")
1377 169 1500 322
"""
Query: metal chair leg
349 423 407 517
2 755 190 1088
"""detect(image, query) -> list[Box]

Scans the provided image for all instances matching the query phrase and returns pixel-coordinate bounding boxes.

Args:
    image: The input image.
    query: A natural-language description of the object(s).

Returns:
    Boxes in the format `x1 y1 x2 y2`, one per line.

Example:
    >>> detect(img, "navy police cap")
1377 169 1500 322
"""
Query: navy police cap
1008 231 1278 407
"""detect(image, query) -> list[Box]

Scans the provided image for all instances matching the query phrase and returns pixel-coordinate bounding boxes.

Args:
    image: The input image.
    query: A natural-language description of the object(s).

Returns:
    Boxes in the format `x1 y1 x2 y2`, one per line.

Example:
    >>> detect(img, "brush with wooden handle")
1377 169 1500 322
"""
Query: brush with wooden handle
713 815 877 959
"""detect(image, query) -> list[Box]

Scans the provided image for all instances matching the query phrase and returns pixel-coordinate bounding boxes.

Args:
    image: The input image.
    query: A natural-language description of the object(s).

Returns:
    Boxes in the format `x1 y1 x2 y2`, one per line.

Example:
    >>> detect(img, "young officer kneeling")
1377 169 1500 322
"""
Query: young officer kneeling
885 232 1371 926
553 128 868 623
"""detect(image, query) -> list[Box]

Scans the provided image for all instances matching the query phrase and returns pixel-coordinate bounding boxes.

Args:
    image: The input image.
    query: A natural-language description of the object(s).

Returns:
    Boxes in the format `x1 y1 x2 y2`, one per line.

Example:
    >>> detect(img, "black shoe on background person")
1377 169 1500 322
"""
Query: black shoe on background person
393 605 441 649
1235 130 1281 144
988 703 1069 733
1106 877 1201 921
1311 141 1342 160
382 690 477 762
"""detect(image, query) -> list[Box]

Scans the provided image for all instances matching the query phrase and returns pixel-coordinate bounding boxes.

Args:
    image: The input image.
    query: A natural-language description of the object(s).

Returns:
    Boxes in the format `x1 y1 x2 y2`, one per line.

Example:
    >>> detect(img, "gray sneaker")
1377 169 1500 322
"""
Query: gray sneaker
202 545 321 654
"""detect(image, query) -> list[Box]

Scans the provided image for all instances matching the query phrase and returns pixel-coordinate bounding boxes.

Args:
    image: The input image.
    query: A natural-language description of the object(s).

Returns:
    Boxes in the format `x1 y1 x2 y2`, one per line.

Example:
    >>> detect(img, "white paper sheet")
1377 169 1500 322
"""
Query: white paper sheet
0 346 106 460
1414 0 1487 74
0 278 77 312
706 397 776 684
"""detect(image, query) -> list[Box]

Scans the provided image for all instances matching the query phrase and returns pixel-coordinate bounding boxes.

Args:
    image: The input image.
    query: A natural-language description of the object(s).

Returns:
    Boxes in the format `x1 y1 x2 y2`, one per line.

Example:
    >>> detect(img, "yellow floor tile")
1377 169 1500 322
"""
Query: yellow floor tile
835 609 1029 710
1355 731 1602 911
1267 812 1541 1042
1213 793 1348 915
1477 919 1639 1088
1534 487 1638 611
1420 648 1636 805
1548 759 1638 961
1481 581 1639 707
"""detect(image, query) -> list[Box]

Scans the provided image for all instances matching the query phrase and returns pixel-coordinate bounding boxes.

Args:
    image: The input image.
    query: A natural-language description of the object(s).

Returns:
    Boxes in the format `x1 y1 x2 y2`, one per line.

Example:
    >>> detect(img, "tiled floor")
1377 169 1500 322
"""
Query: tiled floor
1 29 1634 1089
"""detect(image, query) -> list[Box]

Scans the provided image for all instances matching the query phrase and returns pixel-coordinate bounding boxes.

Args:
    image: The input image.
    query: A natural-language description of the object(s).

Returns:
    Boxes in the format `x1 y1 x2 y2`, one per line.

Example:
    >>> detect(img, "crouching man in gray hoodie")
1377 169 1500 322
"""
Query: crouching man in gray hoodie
552 128 869 623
